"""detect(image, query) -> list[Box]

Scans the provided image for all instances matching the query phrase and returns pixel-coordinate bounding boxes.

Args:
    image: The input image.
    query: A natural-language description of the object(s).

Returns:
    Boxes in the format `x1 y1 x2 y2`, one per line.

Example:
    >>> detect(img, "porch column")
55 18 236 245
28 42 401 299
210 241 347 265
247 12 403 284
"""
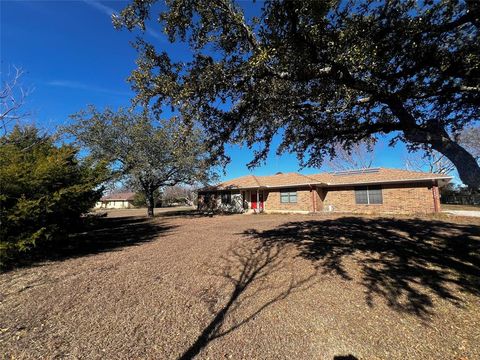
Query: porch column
311 187 316 212
257 190 260 212
432 181 440 213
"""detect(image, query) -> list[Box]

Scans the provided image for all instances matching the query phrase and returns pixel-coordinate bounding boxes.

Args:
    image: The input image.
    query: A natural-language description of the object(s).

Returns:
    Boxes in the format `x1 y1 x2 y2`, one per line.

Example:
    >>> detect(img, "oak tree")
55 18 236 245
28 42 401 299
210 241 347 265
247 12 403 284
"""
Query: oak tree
69 107 214 217
115 0 480 188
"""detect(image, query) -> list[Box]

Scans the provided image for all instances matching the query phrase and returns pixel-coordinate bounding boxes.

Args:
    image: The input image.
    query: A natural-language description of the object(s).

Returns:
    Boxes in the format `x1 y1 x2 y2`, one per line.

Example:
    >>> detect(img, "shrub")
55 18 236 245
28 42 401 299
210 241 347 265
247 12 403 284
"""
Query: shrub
0 126 107 267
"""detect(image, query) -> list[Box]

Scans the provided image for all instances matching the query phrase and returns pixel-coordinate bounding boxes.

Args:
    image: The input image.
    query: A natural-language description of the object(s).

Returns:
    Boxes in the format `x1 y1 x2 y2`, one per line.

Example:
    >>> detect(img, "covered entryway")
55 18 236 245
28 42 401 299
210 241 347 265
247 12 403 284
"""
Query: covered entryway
250 191 264 212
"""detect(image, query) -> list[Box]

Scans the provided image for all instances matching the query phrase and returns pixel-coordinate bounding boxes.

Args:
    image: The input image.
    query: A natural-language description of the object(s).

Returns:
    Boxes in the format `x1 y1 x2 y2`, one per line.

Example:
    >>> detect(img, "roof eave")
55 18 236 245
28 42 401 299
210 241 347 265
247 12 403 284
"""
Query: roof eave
264 182 327 189
198 176 453 192
324 176 453 187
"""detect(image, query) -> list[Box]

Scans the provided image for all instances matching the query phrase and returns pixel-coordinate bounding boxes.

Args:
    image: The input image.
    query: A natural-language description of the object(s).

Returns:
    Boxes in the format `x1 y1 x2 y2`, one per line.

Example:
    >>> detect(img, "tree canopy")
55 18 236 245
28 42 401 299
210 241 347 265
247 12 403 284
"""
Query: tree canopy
68 107 215 216
115 0 480 188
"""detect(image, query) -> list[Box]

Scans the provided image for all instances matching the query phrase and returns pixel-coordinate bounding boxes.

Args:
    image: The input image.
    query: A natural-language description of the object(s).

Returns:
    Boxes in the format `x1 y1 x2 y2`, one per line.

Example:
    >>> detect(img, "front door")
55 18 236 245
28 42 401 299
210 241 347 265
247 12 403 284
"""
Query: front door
250 192 264 211
251 193 257 210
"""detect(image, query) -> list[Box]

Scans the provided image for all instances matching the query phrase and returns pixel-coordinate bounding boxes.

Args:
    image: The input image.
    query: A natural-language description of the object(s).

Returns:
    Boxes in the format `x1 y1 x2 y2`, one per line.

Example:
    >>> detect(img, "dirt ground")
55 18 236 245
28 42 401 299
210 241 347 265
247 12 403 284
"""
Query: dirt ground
1 210 479 360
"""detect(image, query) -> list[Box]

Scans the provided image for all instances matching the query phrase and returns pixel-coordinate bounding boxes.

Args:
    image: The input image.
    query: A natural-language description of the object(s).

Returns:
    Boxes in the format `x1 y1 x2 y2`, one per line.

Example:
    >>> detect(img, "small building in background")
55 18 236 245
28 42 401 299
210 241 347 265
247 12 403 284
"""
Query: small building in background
95 192 136 209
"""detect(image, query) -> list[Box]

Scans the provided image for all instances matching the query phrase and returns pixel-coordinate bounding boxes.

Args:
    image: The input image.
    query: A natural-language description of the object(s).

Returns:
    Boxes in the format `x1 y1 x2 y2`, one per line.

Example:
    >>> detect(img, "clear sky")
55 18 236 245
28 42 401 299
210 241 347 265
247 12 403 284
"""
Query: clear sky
1 0 434 181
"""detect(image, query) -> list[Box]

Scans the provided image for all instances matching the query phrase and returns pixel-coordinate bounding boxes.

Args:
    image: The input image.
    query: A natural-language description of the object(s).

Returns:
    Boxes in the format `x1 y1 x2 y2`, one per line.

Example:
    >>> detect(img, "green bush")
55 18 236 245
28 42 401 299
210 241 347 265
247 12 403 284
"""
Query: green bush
0 126 107 267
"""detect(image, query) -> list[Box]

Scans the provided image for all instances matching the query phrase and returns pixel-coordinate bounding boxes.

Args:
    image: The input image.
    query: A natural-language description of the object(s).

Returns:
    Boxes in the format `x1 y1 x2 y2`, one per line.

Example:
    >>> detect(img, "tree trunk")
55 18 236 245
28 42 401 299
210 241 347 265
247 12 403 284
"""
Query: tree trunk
386 99 480 189
146 190 155 218
405 128 480 189
430 138 480 189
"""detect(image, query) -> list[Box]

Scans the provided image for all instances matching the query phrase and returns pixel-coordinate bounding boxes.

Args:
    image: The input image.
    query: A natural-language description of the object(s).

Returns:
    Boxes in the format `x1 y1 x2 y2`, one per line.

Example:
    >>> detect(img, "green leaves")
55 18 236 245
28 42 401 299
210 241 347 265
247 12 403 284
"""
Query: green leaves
0 126 106 267
116 0 480 187
67 107 216 215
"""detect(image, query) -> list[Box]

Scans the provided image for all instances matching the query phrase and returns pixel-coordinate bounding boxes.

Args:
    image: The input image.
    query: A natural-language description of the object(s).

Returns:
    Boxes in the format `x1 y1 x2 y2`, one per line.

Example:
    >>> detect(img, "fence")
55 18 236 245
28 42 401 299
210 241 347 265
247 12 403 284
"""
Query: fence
442 194 480 205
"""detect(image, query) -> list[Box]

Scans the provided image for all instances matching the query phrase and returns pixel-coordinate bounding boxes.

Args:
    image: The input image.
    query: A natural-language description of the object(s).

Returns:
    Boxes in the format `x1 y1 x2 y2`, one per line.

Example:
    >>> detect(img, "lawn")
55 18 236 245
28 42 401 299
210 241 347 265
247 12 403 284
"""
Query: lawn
1 210 479 359
442 203 480 211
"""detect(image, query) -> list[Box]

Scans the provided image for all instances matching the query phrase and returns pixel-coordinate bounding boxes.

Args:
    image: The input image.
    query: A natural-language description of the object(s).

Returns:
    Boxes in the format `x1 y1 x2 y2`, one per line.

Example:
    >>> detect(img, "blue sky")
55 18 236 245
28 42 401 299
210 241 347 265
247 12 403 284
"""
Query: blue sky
1 0 427 181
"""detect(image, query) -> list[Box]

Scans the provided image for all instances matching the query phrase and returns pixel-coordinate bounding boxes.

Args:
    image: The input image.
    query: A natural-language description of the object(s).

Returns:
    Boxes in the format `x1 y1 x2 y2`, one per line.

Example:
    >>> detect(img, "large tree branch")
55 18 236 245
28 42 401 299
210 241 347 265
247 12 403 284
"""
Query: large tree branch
434 12 477 33
212 0 259 50
385 98 480 188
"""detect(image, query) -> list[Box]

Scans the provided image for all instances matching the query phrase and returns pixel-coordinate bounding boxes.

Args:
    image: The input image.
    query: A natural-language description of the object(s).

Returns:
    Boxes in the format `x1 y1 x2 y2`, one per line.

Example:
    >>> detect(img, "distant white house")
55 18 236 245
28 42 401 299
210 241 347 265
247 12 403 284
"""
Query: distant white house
95 192 136 209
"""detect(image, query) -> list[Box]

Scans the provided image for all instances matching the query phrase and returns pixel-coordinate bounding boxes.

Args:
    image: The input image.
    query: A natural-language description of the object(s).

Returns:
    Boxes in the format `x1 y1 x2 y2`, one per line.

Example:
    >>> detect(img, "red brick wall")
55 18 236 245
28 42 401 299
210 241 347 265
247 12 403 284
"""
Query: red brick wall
264 188 315 212
201 182 438 214
320 182 437 214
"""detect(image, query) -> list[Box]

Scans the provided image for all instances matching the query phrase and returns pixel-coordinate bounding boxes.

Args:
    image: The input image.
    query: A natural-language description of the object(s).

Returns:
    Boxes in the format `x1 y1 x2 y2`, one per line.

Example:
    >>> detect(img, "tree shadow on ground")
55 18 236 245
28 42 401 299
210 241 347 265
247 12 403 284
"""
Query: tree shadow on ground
159 209 239 219
243 217 480 318
179 241 316 360
3 216 176 272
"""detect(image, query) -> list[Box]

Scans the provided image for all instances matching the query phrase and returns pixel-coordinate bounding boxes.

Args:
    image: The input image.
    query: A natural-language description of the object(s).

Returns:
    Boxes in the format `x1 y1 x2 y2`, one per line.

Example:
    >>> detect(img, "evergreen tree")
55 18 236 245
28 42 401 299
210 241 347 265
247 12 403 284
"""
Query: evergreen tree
0 126 107 266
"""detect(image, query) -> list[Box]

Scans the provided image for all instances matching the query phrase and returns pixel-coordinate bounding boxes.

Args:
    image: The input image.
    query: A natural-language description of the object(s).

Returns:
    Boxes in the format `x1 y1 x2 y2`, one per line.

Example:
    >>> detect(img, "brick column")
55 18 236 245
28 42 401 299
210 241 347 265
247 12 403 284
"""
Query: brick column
310 187 316 212
432 181 441 213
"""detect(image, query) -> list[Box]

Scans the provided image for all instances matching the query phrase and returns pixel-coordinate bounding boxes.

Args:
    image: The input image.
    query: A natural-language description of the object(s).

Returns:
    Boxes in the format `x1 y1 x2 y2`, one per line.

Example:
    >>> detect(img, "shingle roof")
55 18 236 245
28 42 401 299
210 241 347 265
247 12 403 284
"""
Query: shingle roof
101 192 136 201
211 174 262 189
209 172 317 190
308 168 451 186
202 168 452 191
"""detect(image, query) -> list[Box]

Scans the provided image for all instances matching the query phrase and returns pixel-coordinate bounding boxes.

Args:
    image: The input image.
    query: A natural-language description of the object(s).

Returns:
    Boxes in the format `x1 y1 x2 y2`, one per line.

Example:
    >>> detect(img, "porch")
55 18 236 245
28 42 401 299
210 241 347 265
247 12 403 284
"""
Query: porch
197 189 267 213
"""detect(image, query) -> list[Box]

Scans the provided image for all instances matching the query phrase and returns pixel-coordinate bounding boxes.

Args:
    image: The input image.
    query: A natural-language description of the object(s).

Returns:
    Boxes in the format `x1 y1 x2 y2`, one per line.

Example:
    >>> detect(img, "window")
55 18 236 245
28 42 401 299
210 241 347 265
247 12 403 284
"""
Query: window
355 186 368 204
221 192 231 204
355 186 383 205
368 186 383 204
280 191 297 203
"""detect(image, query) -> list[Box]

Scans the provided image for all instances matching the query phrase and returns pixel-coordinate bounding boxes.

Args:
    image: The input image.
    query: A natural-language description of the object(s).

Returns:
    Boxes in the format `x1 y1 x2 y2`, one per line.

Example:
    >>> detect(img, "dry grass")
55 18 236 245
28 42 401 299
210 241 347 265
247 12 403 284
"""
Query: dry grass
1 211 479 359
442 203 480 211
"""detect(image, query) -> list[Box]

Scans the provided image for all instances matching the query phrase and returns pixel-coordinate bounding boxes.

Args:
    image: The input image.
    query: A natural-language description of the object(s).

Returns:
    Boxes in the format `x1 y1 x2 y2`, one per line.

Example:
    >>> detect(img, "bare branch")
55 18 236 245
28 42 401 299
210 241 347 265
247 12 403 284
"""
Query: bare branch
0 66 32 135
404 149 456 175
326 139 376 172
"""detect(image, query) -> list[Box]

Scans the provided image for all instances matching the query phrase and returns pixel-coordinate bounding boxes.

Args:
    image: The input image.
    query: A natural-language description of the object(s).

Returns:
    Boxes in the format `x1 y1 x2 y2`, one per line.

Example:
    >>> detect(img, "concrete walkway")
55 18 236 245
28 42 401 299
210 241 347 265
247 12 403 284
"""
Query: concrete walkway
443 210 480 218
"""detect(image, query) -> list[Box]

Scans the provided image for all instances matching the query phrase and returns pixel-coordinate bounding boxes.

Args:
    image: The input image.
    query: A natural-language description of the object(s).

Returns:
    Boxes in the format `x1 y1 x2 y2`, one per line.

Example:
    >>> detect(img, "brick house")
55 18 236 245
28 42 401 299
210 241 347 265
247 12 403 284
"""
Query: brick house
197 168 452 214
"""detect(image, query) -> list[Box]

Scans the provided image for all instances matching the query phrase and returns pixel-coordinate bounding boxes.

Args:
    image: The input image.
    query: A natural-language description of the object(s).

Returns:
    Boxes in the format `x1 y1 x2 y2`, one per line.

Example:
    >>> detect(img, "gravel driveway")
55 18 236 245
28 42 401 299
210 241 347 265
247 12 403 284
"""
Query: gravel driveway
1 212 479 359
